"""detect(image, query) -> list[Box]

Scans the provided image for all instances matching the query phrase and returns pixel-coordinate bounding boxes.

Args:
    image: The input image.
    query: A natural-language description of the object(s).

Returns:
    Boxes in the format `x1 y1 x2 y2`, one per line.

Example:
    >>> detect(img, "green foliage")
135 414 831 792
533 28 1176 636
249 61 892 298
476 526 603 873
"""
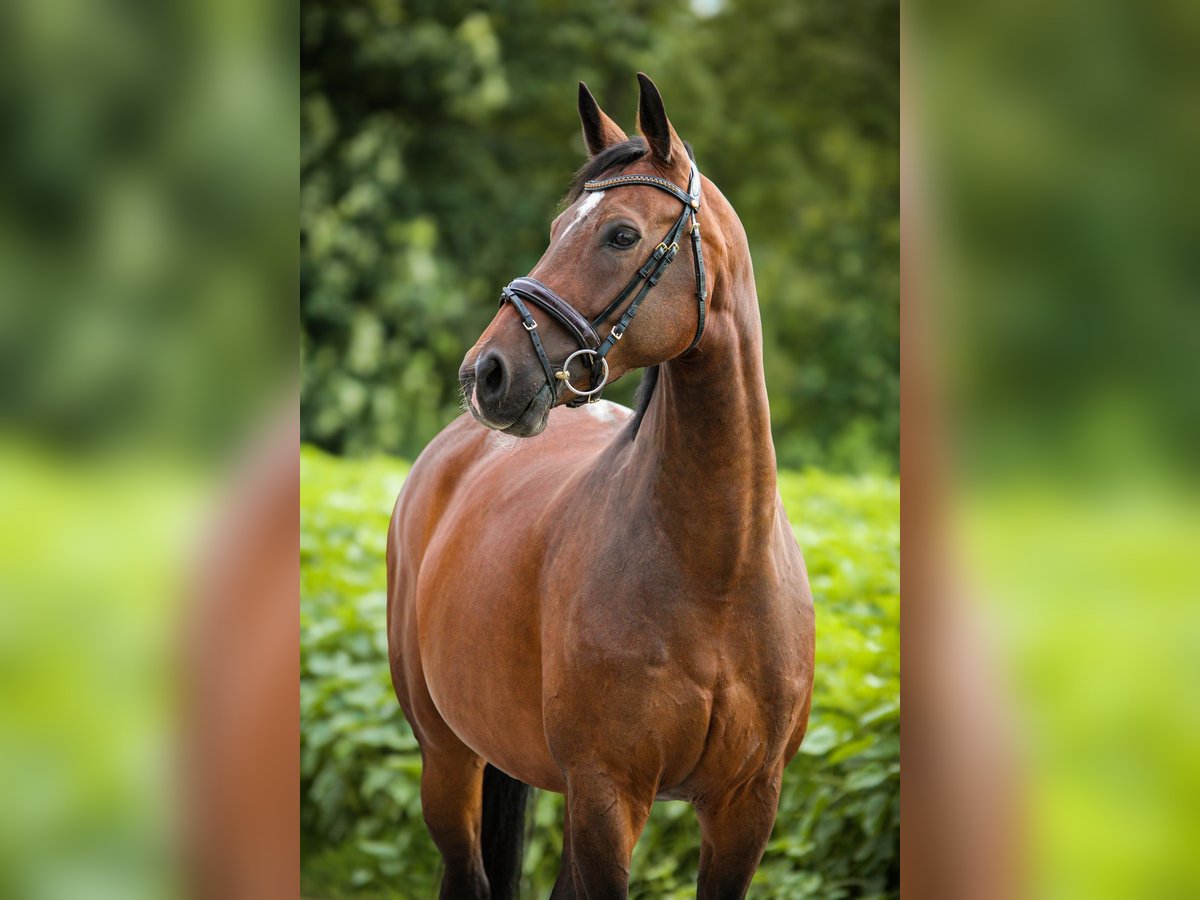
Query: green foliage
301 0 898 470
300 446 898 898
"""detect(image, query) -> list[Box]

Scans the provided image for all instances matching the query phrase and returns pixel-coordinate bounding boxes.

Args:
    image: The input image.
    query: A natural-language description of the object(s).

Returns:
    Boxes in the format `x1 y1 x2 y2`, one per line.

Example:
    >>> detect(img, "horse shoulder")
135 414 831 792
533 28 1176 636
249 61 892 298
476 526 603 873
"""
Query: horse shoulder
387 416 493 736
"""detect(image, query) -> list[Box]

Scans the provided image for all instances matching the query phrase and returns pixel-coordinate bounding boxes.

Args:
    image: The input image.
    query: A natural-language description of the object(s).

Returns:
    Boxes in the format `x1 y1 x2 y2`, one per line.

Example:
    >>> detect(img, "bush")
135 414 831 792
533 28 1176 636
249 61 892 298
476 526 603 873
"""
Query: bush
301 446 898 898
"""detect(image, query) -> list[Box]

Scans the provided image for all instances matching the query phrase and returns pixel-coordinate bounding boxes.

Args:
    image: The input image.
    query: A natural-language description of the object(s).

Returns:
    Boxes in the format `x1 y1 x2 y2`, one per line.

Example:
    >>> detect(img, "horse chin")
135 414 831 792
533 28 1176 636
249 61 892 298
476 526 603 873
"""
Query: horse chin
500 386 552 438
461 377 552 437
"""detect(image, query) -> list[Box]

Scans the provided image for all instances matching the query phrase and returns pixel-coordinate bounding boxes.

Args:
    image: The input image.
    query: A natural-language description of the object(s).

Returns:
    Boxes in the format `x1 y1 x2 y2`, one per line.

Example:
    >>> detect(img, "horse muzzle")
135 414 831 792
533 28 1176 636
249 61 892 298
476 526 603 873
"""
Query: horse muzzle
460 349 554 437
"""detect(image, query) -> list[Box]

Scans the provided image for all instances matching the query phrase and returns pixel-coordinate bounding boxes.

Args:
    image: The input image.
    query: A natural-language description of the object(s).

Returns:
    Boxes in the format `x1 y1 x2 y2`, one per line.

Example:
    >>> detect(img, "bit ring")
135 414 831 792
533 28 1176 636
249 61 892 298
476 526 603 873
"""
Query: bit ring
558 349 609 397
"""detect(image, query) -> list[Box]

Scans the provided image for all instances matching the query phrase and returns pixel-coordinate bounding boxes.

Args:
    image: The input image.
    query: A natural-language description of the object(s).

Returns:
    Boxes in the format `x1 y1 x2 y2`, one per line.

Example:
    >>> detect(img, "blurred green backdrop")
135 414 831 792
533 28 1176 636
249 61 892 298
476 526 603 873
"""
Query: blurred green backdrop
301 0 899 471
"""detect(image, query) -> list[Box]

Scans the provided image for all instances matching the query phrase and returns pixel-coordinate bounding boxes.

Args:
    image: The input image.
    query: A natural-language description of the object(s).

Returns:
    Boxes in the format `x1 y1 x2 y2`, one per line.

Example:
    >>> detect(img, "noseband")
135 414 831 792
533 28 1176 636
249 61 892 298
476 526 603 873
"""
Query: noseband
498 161 708 407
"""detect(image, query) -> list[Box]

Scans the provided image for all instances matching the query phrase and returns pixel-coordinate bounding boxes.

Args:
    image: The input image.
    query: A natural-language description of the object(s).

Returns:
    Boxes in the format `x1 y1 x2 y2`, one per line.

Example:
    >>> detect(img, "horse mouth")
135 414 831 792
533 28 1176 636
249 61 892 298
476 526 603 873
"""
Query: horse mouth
460 377 552 438
501 387 552 437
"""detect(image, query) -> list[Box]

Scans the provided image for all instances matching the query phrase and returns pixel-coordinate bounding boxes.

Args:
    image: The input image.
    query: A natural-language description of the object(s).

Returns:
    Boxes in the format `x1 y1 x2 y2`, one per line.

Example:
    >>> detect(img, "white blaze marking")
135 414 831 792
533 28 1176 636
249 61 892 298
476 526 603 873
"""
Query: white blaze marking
559 191 605 239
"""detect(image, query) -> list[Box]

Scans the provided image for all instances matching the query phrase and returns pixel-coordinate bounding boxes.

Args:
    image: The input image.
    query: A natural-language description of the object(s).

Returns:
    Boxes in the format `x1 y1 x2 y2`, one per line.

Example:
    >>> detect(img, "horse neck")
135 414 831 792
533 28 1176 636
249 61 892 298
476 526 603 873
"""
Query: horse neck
628 258 779 590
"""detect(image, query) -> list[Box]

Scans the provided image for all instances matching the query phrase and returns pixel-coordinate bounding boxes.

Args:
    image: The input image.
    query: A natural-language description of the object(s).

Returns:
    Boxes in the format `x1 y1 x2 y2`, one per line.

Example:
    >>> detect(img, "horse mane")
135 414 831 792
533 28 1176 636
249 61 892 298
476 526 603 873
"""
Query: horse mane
626 365 659 439
564 138 648 204
566 140 697 439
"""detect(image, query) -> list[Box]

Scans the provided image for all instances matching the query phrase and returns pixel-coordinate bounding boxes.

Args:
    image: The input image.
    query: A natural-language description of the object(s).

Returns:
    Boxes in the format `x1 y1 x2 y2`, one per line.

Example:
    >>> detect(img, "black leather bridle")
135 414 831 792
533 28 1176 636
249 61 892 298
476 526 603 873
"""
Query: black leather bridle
498 160 708 407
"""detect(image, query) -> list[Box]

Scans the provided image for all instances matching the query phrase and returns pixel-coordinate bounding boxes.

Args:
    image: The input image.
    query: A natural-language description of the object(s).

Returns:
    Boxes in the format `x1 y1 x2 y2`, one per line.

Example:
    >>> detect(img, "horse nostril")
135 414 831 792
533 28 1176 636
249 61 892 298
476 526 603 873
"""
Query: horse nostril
484 360 503 394
475 350 509 406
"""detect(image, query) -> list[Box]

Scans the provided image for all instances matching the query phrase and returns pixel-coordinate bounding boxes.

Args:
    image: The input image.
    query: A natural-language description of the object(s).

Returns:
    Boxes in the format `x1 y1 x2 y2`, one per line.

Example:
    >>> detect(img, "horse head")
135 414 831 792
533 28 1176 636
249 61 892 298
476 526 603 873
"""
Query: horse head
460 74 721 437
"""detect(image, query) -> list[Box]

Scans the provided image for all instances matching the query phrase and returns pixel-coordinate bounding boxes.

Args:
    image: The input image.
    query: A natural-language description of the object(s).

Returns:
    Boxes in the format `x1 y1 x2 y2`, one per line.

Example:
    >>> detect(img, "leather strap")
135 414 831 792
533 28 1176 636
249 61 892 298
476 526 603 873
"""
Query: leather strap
683 213 707 353
501 277 602 350
594 205 689 360
500 289 557 391
498 160 708 407
500 277 607 407
583 173 699 209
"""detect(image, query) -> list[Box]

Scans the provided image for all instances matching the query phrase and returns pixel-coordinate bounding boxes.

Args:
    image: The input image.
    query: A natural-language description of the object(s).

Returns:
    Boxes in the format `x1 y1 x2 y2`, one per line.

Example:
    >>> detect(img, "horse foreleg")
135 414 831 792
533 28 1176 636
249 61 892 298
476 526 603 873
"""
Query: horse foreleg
564 771 653 899
694 774 782 900
549 802 578 899
419 746 490 900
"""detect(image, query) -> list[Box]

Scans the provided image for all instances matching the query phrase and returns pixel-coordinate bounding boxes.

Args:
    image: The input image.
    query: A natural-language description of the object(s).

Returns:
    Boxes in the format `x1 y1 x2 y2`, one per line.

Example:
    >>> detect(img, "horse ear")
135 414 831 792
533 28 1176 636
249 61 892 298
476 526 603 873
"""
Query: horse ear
636 73 685 168
578 82 628 157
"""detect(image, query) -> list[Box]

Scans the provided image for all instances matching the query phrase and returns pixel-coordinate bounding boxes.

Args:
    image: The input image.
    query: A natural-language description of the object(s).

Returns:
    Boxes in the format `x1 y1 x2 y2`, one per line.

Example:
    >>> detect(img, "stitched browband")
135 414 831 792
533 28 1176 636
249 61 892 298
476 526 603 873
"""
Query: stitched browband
583 173 698 208
498 160 708 408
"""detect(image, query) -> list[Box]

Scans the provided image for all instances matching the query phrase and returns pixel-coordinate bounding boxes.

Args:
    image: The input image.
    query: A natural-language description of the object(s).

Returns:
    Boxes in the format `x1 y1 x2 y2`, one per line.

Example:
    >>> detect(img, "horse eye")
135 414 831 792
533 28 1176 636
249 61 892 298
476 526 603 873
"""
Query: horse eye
609 228 639 249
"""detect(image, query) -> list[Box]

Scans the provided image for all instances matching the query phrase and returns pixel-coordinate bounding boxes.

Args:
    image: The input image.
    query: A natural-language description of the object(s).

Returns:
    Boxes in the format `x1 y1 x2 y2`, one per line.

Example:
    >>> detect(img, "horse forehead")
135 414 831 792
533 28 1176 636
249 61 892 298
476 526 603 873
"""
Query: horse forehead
558 190 605 239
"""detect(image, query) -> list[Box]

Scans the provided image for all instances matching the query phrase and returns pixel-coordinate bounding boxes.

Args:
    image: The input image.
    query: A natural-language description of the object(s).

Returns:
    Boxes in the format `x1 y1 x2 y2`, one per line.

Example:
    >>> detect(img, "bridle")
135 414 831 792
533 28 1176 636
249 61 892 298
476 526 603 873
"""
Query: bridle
498 160 708 407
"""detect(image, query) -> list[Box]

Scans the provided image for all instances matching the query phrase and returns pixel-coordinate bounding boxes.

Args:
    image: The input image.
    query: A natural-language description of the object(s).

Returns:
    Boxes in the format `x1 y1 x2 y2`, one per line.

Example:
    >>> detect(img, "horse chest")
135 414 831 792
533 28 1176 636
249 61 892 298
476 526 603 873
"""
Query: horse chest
541 584 808 790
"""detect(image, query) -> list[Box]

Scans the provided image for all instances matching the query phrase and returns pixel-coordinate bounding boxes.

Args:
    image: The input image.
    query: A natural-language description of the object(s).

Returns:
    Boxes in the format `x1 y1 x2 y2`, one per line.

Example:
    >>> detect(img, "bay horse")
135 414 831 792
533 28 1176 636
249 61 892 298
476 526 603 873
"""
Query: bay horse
387 74 814 899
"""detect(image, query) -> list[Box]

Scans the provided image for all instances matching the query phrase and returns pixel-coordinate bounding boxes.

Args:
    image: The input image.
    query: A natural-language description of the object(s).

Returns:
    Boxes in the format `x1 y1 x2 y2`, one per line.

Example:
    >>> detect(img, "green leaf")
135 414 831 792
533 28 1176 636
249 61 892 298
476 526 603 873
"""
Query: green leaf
799 723 840 756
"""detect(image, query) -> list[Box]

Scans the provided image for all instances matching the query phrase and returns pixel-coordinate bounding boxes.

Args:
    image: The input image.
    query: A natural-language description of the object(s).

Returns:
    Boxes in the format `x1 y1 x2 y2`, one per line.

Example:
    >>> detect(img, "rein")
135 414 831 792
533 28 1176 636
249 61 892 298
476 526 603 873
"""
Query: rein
498 161 708 407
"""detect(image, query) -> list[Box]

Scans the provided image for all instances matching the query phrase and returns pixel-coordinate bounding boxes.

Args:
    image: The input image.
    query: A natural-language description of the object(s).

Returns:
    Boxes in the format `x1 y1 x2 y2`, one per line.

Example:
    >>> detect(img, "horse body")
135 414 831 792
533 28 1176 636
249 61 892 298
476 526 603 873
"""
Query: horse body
390 401 811 795
387 76 814 899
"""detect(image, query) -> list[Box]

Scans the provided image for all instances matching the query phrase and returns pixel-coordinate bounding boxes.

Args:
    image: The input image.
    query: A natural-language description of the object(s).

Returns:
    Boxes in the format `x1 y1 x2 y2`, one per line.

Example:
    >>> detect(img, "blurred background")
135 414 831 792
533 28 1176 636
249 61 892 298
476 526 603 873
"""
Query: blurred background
0 0 297 897
907 0 1200 896
300 0 899 897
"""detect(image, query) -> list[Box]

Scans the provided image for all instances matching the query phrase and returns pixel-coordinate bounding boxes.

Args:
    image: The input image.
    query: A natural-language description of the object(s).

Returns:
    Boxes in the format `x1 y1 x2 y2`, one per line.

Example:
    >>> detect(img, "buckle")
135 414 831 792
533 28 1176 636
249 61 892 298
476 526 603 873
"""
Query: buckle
523 318 538 331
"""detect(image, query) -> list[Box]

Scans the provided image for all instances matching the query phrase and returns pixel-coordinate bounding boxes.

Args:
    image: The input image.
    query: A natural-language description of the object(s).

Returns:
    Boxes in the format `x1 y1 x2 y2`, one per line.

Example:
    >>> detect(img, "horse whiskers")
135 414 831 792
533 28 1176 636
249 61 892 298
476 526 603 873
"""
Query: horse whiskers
490 432 519 453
